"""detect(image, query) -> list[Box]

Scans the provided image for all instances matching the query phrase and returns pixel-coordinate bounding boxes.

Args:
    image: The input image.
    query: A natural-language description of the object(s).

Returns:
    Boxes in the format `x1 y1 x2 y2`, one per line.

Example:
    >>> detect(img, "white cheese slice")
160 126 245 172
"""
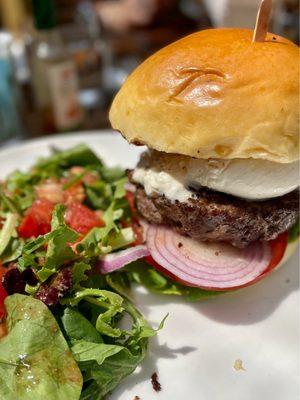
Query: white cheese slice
132 153 299 202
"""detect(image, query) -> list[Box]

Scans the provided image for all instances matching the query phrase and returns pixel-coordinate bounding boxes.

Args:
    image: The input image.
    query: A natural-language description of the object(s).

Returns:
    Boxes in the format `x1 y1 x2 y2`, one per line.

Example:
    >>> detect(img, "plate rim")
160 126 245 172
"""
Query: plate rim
0 130 116 159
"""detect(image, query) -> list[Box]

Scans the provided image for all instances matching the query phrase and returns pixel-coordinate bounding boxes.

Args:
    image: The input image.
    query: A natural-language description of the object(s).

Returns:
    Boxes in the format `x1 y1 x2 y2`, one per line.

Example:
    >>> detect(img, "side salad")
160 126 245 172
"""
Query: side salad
2 144 296 399
0 144 167 400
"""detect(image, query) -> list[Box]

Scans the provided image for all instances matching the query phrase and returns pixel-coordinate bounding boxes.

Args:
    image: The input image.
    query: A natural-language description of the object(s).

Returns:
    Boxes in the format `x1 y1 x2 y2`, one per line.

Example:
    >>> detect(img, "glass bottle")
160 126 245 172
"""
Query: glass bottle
30 0 83 133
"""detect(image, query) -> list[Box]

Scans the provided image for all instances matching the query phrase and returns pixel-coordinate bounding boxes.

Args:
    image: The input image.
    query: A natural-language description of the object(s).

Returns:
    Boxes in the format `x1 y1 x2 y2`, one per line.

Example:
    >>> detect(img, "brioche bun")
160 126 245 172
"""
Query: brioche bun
110 28 299 163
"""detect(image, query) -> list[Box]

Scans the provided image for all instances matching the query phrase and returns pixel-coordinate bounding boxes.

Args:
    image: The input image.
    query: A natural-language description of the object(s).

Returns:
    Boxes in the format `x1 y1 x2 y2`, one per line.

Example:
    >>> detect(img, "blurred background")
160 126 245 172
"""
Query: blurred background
0 0 299 145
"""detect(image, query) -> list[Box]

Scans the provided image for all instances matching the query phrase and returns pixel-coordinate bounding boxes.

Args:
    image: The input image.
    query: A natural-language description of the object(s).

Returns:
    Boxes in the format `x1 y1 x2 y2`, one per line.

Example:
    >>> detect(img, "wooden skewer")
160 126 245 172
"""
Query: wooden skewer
252 0 273 42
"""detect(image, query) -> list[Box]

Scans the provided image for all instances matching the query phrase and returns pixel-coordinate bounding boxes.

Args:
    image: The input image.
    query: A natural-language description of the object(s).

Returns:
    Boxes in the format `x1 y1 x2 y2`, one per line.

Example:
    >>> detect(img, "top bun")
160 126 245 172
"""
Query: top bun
109 28 299 163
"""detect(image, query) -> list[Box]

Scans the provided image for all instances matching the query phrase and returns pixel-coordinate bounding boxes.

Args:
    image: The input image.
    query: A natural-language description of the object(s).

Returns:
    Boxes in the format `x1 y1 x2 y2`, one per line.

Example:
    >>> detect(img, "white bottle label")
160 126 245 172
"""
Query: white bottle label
47 61 82 130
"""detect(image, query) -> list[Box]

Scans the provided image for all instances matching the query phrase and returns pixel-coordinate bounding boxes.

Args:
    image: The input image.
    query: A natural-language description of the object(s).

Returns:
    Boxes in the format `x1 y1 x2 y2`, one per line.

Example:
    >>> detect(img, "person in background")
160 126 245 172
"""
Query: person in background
94 0 208 36
96 0 176 32
95 0 162 32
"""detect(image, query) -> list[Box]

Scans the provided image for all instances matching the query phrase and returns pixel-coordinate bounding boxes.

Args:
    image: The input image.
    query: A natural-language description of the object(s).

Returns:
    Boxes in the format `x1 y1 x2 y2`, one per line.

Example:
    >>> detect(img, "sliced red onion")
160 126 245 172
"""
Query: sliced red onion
146 225 272 290
99 245 150 274
124 182 136 193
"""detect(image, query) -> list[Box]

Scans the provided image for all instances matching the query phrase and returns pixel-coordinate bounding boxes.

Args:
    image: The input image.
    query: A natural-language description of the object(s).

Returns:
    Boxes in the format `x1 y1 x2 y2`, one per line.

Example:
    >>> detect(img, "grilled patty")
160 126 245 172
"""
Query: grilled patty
133 183 299 248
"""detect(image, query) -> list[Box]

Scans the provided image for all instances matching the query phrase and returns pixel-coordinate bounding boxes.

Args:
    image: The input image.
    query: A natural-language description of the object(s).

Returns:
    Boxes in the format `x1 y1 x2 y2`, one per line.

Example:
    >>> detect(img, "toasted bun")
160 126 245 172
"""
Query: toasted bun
110 28 299 163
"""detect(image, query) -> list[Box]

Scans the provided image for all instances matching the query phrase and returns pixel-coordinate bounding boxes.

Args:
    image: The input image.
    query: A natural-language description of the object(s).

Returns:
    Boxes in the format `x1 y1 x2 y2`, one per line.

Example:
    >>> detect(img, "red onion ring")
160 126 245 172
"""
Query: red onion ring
146 224 272 289
99 245 150 274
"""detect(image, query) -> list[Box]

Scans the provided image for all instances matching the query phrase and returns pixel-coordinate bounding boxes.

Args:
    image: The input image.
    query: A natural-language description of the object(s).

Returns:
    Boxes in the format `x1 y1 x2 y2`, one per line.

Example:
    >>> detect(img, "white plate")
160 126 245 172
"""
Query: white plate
0 131 299 400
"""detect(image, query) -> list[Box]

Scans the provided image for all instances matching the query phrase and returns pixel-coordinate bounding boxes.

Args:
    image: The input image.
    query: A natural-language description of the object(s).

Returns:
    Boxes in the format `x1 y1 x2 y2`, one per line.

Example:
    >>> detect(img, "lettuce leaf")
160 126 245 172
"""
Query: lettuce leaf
36 144 102 170
60 308 103 344
0 213 19 257
58 282 166 400
43 206 78 272
288 218 299 243
17 205 79 281
0 294 82 400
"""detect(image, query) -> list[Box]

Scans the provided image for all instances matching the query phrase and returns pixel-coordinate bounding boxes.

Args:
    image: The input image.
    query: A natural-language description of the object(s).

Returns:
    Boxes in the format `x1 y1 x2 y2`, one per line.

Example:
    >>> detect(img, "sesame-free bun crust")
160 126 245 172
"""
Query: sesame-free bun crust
110 29 299 163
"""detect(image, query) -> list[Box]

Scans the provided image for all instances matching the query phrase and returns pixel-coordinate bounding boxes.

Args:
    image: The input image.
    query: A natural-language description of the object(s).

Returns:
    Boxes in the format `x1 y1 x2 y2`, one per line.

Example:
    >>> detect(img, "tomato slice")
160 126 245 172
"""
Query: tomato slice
259 232 288 275
132 220 144 246
144 233 289 290
18 199 55 238
65 203 105 235
0 266 8 320
125 191 137 215
125 191 144 245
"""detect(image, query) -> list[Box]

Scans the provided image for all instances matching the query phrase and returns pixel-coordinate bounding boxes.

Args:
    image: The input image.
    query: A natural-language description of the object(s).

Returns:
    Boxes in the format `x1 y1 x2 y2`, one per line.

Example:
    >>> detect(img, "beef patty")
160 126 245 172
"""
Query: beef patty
134 184 299 248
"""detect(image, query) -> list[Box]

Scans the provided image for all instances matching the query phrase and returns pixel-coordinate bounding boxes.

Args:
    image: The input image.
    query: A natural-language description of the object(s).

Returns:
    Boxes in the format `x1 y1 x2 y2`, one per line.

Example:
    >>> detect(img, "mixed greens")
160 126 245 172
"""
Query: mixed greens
1 144 296 399
0 144 166 400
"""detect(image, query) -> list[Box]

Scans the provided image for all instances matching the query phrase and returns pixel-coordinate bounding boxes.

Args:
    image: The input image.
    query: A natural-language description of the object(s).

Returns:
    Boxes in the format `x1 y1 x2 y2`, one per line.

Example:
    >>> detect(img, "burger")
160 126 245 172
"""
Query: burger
109 28 299 291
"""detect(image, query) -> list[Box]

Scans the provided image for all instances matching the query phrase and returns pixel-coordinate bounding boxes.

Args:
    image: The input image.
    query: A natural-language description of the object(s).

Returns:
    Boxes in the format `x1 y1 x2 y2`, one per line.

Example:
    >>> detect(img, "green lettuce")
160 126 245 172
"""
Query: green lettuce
35 144 102 170
0 294 82 400
288 218 299 243
0 144 165 400
0 213 19 257
17 205 79 281
59 285 165 400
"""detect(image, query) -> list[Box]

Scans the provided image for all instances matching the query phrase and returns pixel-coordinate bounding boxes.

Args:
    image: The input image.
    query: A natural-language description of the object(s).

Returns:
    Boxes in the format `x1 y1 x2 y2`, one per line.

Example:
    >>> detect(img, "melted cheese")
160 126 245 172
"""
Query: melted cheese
132 153 299 202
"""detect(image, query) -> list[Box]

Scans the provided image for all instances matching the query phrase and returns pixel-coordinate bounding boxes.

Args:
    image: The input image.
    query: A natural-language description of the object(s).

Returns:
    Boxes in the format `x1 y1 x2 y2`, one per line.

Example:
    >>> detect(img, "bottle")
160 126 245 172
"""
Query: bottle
30 0 83 133
0 32 22 144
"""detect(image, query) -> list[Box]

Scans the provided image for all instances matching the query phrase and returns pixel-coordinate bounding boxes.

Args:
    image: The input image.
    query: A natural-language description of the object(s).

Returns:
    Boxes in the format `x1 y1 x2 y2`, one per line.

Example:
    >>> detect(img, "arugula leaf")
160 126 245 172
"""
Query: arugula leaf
113 177 127 199
17 206 78 280
72 262 92 288
61 288 124 309
36 144 102 169
71 341 123 364
76 296 164 400
60 307 103 344
109 227 135 251
78 345 145 400
105 272 133 300
50 203 66 229
63 171 86 190
0 238 24 264
85 181 112 210
0 213 19 257
0 191 20 214
57 280 164 400
76 203 121 256
39 206 78 281
0 294 82 400
43 227 77 270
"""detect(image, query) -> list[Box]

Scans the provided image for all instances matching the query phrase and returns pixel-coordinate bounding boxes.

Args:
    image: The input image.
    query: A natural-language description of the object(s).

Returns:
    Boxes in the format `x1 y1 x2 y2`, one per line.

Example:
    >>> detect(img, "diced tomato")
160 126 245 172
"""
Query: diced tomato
65 203 105 235
18 214 40 238
18 199 55 239
36 180 64 203
0 266 8 320
36 178 86 206
64 182 86 205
